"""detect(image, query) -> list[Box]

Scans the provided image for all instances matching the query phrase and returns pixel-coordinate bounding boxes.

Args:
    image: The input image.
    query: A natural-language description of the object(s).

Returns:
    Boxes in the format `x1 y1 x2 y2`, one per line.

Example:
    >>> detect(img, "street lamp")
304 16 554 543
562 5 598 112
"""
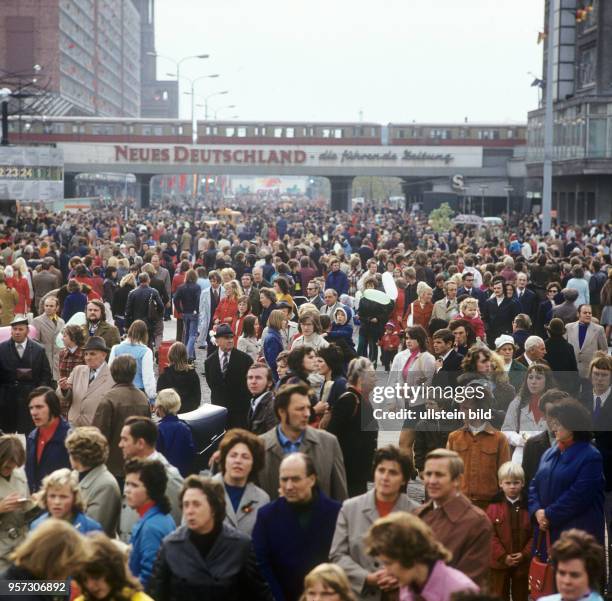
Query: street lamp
147 51 209 118
542 0 555 234
182 74 220 144
213 105 236 119
479 185 488 217
504 186 514 226
203 90 229 120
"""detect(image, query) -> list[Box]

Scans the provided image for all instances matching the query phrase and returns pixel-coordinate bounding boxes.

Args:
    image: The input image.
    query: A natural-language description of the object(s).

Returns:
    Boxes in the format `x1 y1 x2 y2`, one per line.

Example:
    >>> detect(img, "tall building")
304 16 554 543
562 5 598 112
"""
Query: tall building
0 0 141 117
526 0 612 223
132 0 178 118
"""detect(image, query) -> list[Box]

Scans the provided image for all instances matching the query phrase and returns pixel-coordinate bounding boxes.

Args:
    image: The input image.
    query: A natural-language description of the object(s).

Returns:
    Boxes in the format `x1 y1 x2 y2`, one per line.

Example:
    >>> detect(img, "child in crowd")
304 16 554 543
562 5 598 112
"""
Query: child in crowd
485 462 532 601
379 321 400 372
327 307 354 348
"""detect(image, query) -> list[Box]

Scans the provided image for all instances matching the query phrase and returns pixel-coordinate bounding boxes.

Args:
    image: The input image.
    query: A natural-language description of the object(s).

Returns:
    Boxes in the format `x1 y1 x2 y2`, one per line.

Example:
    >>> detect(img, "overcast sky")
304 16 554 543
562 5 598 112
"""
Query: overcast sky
155 0 544 125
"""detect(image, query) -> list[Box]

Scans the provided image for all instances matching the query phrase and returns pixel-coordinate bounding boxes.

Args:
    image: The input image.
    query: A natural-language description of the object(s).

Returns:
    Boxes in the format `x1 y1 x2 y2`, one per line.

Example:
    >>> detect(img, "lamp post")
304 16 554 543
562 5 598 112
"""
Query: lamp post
213 105 236 119
504 185 514 226
203 90 229 120
147 51 209 117
180 74 220 144
479 185 488 217
542 0 555 234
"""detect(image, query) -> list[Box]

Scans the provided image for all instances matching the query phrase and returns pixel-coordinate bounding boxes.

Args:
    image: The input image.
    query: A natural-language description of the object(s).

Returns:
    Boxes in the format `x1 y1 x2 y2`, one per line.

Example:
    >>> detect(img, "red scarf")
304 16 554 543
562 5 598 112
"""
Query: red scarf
402 350 419 380
529 394 544 424
557 436 575 452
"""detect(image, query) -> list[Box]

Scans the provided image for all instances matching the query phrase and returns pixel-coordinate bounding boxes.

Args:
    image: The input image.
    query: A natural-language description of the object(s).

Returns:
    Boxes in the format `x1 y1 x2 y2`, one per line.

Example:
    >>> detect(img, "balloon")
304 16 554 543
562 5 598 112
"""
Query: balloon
56 311 86 349
0 325 38 343
363 288 392 305
382 272 398 300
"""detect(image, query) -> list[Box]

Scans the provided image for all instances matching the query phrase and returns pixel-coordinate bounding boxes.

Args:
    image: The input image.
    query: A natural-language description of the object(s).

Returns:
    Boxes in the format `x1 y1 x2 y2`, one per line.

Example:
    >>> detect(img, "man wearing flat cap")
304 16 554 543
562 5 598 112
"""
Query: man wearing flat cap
0 316 52 433
204 323 253 429
57 336 114 427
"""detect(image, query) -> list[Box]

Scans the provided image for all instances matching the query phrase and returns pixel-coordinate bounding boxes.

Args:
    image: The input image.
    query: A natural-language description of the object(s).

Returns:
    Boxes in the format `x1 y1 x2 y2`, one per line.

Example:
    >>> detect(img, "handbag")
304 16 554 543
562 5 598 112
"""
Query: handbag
148 291 163 321
528 530 554 600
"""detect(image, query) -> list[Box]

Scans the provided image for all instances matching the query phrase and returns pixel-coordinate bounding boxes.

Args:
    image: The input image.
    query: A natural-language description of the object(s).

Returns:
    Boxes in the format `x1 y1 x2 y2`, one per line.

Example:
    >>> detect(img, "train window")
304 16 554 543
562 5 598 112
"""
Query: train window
274 127 283 137
459 129 467 138
205 126 218 135
398 130 405 138
237 127 247 137
334 129 342 138
226 127 235 136
177 125 183 135
322 128 331 138
507 129 514 138
154 126 163 135
254 126 260 136
142 126 152 135
286 127 294 138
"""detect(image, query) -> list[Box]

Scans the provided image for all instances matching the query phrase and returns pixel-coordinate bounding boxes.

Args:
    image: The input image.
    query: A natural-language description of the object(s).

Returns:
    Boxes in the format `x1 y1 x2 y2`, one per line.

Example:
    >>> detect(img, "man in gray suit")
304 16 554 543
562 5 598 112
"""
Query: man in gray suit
552 288 579 324
258 382 348 501
32 258 61 315
566 304 609 379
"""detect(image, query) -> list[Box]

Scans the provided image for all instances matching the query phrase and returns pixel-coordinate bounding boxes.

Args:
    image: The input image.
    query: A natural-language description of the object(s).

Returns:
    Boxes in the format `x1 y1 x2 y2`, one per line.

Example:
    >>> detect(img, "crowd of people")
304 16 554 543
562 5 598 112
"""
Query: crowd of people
0 200 609 601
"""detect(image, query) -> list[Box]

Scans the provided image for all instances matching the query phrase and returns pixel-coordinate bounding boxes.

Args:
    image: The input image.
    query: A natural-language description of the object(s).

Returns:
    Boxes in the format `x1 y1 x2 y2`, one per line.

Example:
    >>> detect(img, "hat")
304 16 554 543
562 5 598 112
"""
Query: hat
494 334 516 350
215 324 234 338
385 321 396 329
546 317 566 337
83 336 109 353
10 316 28 327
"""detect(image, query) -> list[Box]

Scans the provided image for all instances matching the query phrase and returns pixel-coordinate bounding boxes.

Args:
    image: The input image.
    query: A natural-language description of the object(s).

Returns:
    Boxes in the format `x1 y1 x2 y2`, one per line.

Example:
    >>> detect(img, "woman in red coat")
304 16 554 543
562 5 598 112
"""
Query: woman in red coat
213 280 241 329
8 262 31 315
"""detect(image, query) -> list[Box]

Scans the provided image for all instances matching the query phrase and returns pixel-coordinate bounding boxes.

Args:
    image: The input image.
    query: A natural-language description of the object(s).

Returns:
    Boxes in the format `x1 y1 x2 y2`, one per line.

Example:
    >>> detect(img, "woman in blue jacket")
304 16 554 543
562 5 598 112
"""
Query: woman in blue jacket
125 458 176 588
529 399 605 558
31 468 102 534
264 309 286 381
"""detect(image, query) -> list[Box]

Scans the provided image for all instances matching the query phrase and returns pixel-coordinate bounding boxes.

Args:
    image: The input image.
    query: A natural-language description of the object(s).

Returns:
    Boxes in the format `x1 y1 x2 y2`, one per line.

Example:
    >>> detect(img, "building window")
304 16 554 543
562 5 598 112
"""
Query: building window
578 46 596 88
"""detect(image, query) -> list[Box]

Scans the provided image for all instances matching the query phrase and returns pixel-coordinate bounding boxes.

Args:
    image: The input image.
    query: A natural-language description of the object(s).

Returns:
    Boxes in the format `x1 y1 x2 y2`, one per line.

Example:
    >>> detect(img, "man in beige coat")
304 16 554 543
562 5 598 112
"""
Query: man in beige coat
566 304 608 379
57 336 114 427
32 296 64 384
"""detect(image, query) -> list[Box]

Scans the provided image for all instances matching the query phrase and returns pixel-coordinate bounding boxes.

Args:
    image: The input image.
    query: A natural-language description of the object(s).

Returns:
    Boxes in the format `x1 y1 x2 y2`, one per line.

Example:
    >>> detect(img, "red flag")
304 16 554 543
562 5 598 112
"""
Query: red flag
178 174 187 192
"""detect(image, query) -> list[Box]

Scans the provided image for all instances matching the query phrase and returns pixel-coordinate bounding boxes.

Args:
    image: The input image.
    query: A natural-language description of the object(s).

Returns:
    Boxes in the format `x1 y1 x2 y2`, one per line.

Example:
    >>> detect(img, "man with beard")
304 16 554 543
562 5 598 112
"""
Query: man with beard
82 300 120 350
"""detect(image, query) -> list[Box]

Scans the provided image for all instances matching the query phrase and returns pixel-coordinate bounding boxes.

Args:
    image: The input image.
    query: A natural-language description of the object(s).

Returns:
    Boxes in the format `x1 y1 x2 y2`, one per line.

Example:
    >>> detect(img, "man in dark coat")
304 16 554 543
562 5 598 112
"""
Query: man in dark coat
0 316 52 433
431 328 464 389
246 364 277 435
252 453 341 601
515 272 539 322
125 272 164 344
204 324 253 429
457 271 487 313
483 279 520 348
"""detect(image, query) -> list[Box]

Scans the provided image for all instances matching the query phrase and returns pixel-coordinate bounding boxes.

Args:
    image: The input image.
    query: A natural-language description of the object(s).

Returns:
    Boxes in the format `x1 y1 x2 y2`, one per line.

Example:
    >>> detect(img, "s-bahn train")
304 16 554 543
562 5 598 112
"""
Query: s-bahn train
7 115 526 147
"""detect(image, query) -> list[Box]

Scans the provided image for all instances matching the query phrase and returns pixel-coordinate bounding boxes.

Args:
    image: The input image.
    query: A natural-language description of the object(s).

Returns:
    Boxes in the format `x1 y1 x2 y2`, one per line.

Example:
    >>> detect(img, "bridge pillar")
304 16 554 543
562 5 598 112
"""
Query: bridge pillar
64 173 77 198
401 178 431 211
329 176 353 212
136 173 154 209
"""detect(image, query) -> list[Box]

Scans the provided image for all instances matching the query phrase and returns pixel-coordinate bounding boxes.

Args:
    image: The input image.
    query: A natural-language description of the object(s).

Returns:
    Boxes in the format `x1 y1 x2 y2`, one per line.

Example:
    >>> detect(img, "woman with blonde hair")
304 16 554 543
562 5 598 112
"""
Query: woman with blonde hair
213 279 242 329
220 267 237 283
263 309 286 381
31 468 102 533
74 533 153 601
108 320 156 401
9 257 31 316
2 518 87 588
300 563 357 601
156 342 201 413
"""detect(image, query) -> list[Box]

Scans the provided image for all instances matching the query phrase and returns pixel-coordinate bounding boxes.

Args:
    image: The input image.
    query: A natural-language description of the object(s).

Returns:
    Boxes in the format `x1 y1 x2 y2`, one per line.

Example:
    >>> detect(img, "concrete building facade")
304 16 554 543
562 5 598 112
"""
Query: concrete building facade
527 0 612 224
0 0 141 117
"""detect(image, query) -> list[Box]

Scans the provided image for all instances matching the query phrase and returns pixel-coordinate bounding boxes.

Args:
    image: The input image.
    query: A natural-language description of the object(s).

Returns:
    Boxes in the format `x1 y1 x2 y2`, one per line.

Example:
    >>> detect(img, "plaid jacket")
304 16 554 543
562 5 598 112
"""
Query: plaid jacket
58 347 85 416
